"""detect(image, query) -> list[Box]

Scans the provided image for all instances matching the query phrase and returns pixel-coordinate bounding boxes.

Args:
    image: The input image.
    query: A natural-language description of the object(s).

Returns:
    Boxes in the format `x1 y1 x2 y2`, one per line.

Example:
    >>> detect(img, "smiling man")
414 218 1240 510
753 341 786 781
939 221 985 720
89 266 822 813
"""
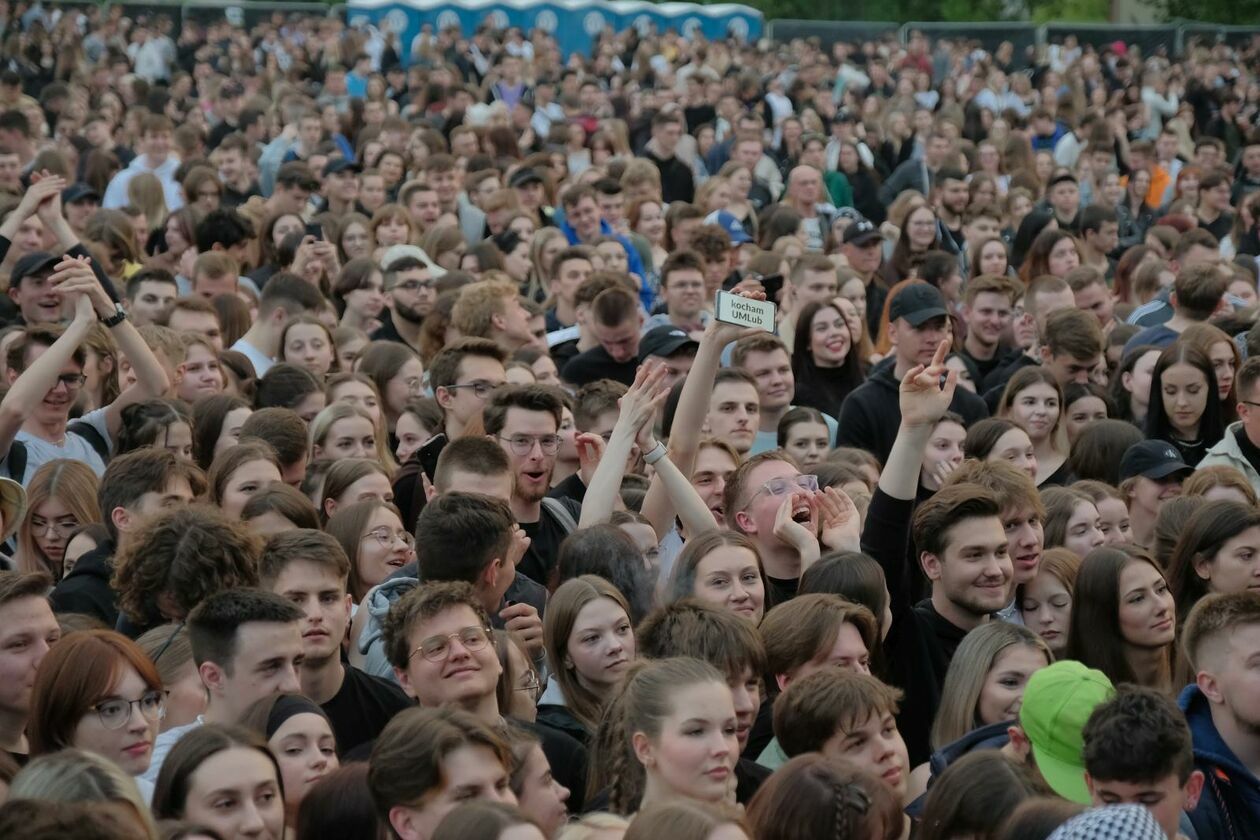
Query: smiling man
960 274 1019 384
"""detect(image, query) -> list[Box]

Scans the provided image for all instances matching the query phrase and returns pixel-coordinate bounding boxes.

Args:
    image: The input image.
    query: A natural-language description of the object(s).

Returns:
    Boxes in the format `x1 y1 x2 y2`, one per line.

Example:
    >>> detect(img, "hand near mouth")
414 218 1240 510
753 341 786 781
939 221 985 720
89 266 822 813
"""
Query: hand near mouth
773 489 821 567
818 486 861 552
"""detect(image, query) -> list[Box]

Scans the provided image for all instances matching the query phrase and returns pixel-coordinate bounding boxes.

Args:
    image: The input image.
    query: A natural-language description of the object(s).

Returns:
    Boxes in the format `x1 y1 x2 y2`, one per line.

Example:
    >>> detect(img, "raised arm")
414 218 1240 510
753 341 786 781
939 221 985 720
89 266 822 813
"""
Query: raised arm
53 258 171 439
34 175 120 303
0 175 63 247
577 362 670 529
879 339 957 501
0 287 94 458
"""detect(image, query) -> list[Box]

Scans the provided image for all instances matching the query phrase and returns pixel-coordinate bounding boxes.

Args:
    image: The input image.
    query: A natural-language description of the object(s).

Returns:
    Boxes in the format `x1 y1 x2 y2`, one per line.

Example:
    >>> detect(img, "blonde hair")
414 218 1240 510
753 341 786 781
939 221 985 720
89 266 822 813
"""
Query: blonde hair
930 622 1051 750
17 460 102 581
308 401 395 472
126 172 167 232
556 813 631 840
10 749 159 839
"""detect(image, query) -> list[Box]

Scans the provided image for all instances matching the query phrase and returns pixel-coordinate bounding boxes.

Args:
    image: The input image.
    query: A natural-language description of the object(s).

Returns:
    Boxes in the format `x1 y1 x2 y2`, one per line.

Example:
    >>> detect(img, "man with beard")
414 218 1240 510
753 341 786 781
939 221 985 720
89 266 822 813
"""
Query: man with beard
934 168 970 253
483 386 581 586
372 252 434 355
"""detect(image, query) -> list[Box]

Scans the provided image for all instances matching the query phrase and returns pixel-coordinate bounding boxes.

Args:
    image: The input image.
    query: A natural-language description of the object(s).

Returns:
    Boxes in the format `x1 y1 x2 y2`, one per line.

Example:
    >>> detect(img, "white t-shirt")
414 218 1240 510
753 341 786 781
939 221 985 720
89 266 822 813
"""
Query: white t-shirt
1 407 111 484
230 337 274 377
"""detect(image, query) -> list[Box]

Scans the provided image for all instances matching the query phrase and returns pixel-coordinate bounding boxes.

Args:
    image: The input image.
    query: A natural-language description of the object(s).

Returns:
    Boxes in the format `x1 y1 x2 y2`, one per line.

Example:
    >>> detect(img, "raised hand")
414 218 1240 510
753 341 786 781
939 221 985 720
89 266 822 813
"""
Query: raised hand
706 287 768 347
15 174 64 221
618 360 670 447
817 486 861 552
50 255 112 317
499 602 543 653
899 338 957 429
576 432 605 486
772 490 819 552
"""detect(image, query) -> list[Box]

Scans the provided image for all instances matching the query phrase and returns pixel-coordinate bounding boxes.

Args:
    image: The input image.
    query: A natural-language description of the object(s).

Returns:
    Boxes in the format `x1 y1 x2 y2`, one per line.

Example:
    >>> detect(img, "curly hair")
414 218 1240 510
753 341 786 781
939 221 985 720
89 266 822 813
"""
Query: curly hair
110 505 262 626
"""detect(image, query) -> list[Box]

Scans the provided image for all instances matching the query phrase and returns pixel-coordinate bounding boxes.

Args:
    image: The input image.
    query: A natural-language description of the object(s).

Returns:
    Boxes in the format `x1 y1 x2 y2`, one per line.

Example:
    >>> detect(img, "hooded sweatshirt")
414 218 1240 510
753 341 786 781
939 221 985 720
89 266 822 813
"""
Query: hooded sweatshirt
48 538 118 626
103 153 184 212
1180 684 1260 839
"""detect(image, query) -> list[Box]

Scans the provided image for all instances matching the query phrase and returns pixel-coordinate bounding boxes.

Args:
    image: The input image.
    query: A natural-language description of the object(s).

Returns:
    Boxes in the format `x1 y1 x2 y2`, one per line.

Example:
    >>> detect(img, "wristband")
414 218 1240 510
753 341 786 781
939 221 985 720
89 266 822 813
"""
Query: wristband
99 303 127 328
643 441 668 465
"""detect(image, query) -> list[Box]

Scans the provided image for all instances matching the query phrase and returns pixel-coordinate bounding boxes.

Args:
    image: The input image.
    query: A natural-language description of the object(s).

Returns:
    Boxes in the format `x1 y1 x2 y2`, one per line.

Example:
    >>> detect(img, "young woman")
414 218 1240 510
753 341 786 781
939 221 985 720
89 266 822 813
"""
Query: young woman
256 363 326 424
1018 547 1082 658
318 459 394 522
152 724 286 840
62 523 108 578
241 484 322 537
192 394 252 473
176 336 225 405
332 258 386 334
1018 228 1081 283
746 754 900 840
28 629 164 778
776 407 830 469
370 204 419 251
324 500 414 603
207 441 283 520
1061 382 1112 446
1165 499 1260 624
1144 342 1224 467
665 530 767 625
883 205 942 285
1179 322 1240 421
1182 466 1259 506
394 398 442 464
1064 545 1176 691
969 236 1011 280
135 624 206 732
505 728 570 838
325 372 396 472
6 750 160 838
117 400 194 461
539 575 637 745
907 622 1050 802
1112 345 1161 427
332 327 370 373
17 460 101 581
791 299 864 420
999 368 1070 487
309 403 379 462
280 316 337 380
916 752 1042 840
334 215 374 263
241 694 339 831
962 418 1038 482
434 802 546 840
604 657 738 814
358 342 425 434
1041 487 1105 558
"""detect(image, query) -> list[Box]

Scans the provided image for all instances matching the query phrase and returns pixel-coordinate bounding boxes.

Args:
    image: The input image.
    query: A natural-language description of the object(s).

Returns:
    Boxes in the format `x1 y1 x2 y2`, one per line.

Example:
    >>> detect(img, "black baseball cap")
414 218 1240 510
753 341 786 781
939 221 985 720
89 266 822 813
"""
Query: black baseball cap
275 162 320 191
62 183 100 205
1118 441 1193 482
323 158 362 177
11 252 60 285
509 167 544 188
842 219 882 246
888 284 949 327
638 325 699 363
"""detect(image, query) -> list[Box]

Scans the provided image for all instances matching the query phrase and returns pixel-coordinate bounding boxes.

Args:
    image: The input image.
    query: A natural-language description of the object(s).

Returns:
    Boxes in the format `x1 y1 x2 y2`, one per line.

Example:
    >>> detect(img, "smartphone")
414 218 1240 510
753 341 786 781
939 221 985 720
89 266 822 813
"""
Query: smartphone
304 223 323 241
758 273 785 304
714 289 776 333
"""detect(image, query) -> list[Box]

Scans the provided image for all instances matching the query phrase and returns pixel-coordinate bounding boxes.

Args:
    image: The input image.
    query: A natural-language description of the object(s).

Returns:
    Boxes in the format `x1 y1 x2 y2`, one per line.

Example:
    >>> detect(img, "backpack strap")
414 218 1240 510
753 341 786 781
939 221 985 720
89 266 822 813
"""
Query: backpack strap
5 440 25 485
67 420 111 464
541 497 578 535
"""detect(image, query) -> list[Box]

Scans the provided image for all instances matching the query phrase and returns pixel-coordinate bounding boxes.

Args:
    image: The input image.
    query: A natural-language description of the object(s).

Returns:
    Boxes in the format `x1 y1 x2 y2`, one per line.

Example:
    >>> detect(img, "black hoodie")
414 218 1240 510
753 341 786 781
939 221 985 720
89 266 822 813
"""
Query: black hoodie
49 538 118 627
836 357 989 464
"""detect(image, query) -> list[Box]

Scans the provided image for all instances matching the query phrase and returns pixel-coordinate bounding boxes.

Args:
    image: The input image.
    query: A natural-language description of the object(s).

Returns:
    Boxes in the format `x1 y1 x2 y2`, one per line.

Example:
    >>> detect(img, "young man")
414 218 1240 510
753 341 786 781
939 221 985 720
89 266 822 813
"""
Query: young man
0 258 169 482
1083 686 1204 840
1067 266 1117 333
103 114 182 210
451 279 536 354
215 133 261 208
124 268 178 327
401 180 443 236
643 250 710 336
0 570 59 764
558 186 645 285
420 154 485 244
189 252 239 301
320 158 361 217
704 368 761 456
1005 659 1114 804
637 325 698 391
229 273 325 376
840 220 888 337
1196 170 1235 242
240 408 308 487
836 283 988 464
636 600 771 791
49 449 202 626
61 182 100 236
260 529 410 756
1046 172 1081 230
143 588 305 783
1201 356 1260 494
1078 206 1120 279
643 110 694 204
545 246 594 332
431 338 508 441
1180 591 1260 835
1038 308 1107 390
772 667 911 825
862 340 1013 764
959 273 1018 385
732 333 838 455
372 251 436 355
933 168 970 252
1125 263 1230 355
484 386 582 585
561 286 642 387
165 298 225 351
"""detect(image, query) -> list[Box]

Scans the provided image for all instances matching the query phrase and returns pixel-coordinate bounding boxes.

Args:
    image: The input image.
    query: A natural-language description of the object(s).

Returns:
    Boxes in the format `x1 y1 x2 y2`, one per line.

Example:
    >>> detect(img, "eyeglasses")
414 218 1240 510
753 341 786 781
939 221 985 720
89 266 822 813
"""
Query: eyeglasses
744 474 819 508
389 279 436 293
447 380 504 400
362 527 416 550
31 518 79 538
515 670 544 699
1242 401 1260 409
497 434 562 456
91 690 166 729
409 625 492 662
55 373 87 390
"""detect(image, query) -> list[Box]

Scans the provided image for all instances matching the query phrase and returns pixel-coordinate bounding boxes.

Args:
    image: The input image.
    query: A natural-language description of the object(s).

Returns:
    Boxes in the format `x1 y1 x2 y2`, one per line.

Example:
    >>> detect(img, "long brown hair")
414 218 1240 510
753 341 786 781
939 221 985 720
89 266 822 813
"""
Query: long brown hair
17 460 102 581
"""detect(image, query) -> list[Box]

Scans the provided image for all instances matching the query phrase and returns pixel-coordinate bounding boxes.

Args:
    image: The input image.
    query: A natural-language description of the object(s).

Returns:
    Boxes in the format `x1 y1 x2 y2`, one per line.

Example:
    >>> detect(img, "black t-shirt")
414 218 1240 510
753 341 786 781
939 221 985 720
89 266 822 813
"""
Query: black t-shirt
520 718 590 813
1201 212 1234 242
221 181 261 208
561 346 637 387
547 472 587 505
518 498 582 586
321 664 412 757
550 338 580 373
765 575 798 609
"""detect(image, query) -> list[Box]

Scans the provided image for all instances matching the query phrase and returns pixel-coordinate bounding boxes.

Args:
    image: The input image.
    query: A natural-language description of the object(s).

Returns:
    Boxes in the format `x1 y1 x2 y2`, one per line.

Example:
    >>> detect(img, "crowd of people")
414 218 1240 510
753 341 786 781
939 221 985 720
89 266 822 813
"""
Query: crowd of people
0 4 1259 840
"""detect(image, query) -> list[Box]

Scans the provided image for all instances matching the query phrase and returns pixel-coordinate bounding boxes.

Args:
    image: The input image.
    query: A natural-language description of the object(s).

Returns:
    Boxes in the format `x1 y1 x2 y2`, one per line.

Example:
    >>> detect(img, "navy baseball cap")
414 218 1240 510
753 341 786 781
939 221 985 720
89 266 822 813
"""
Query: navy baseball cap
888 283 948 327
1118 441 1193 482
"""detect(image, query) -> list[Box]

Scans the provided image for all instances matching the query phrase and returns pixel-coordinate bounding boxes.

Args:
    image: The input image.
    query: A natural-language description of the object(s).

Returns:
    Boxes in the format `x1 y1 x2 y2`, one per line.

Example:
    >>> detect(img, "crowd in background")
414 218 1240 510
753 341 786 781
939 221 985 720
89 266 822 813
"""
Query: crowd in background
0 4 1257 839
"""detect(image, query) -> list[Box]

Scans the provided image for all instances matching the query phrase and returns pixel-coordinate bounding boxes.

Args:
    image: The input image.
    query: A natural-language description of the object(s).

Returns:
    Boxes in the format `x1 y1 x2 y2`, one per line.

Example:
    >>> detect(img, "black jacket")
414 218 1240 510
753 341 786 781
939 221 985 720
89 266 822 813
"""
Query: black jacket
49 538 118 626
836 357 989 464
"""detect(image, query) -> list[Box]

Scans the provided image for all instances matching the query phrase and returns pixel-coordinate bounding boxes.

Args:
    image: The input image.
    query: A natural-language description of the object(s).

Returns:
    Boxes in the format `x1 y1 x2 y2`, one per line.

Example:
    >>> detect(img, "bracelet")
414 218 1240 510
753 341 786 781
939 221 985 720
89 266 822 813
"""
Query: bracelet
643 441 668 465
99 303 127 328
